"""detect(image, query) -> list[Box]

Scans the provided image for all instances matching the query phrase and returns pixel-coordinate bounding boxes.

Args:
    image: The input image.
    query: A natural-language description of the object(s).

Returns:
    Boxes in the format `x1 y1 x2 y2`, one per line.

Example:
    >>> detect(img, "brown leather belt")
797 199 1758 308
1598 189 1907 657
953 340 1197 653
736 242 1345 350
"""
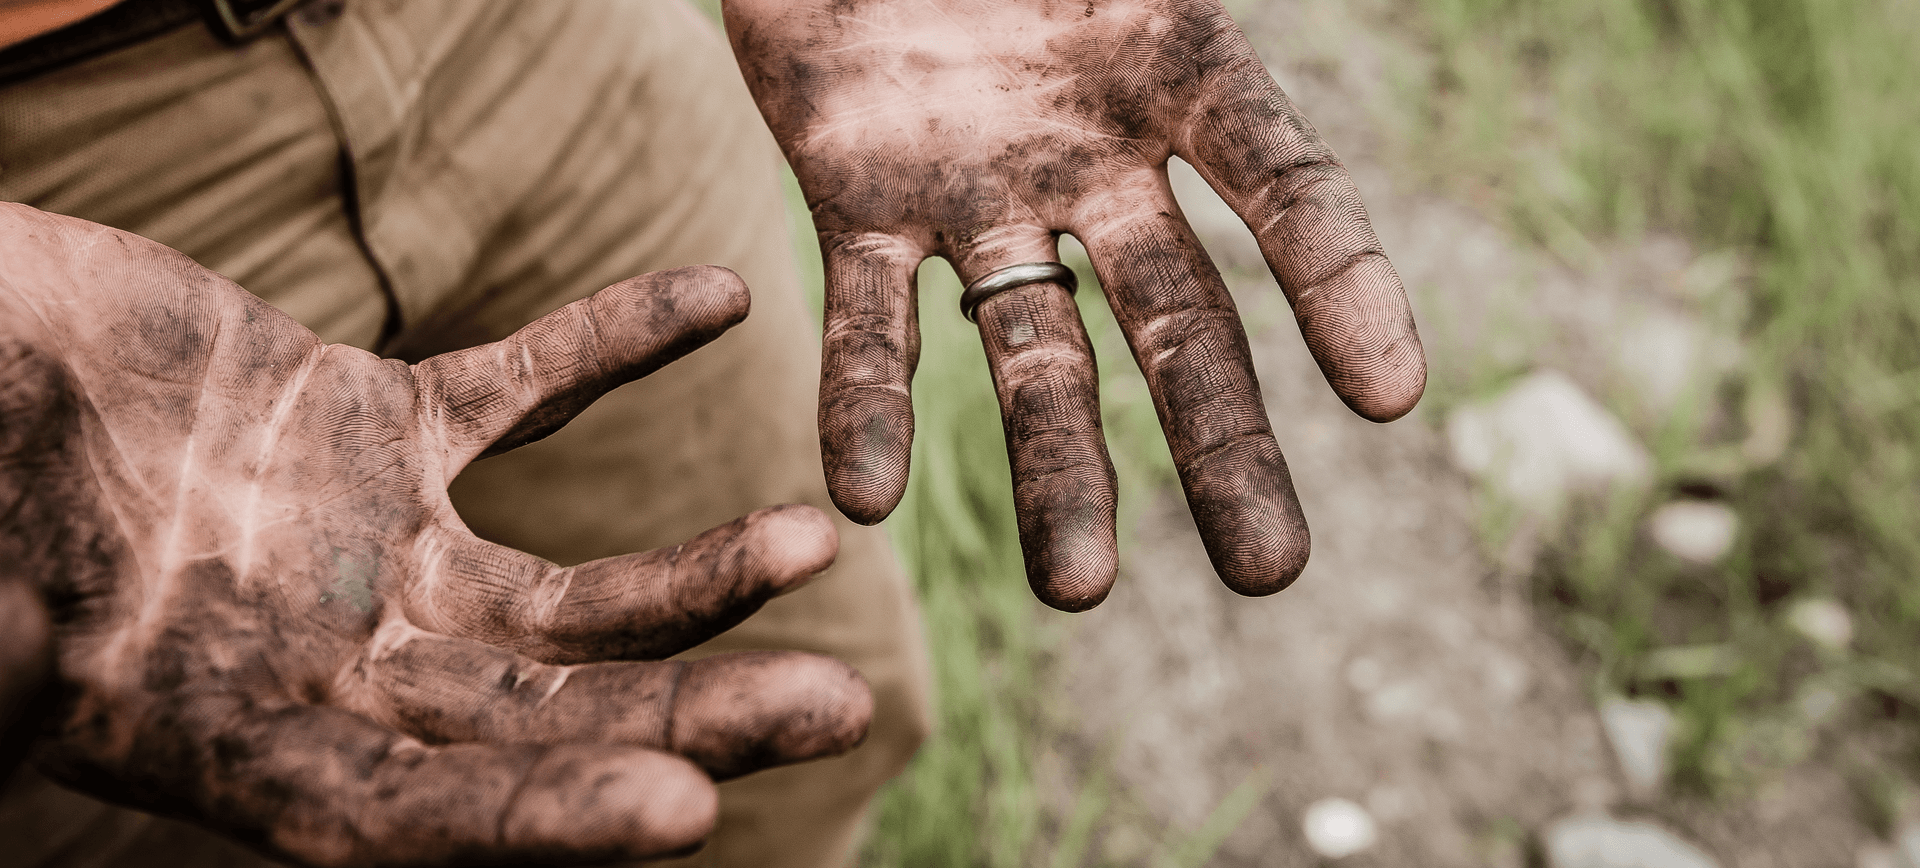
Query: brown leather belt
0 0 308 86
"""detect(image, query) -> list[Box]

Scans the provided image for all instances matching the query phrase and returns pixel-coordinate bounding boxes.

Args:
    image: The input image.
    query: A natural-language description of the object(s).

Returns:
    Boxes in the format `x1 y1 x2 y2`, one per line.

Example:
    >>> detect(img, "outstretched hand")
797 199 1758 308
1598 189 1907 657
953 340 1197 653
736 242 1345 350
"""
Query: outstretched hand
0 205 871 867
725 0 1425 610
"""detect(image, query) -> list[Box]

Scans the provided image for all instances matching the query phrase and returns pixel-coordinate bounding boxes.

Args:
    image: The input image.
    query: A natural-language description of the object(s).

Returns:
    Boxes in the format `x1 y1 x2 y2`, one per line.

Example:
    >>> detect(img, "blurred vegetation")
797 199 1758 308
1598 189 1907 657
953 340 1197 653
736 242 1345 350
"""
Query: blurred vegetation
710 0 1920 847
1397 0 1920 796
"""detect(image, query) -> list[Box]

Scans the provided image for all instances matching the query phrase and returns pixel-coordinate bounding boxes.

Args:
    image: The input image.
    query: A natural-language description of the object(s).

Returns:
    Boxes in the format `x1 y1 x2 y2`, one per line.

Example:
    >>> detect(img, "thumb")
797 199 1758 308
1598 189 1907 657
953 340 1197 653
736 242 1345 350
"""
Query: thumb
415 266 750 468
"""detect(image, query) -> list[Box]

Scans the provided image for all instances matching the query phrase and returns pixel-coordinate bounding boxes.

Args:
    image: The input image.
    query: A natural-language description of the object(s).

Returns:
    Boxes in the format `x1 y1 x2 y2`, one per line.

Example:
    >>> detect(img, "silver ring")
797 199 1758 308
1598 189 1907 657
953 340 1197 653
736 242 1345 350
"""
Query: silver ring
959 262 1078 323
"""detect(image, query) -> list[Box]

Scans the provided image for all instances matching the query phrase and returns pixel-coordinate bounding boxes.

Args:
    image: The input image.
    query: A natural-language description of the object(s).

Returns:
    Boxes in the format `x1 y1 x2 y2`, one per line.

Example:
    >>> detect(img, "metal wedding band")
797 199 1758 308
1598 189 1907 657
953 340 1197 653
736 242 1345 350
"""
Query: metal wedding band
959 262 1079 323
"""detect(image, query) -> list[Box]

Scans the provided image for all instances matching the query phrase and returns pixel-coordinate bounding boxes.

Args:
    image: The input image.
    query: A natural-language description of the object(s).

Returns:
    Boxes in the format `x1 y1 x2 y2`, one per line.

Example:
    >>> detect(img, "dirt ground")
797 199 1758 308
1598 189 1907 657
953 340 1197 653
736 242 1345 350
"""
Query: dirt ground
1046 2 1878 864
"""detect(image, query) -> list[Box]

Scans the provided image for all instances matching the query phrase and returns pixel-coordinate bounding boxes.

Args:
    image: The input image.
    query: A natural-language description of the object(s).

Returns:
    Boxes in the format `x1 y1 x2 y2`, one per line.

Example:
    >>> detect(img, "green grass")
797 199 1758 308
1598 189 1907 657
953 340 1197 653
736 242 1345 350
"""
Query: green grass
1395 0 1920 794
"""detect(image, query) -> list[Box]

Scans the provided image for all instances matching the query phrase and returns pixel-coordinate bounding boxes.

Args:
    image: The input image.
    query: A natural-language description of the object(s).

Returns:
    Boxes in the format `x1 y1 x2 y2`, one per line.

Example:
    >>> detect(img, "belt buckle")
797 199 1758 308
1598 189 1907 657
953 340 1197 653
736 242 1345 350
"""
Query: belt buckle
205 0 307 43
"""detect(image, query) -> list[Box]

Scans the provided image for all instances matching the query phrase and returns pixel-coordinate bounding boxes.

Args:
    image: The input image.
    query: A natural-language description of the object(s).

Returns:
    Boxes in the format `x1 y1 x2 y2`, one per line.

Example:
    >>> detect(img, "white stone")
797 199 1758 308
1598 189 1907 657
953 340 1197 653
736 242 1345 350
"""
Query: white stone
1853 842 1904 868
1788 598 1854 651
1798 684 1842 722
1895 819 1920 868
1648 501 1739 564
1545 814 1720 868
1600 697 1674 796
1614 311 1703 415
1365 681 1426 721
1446 370 1652 515
1302 797 1379 859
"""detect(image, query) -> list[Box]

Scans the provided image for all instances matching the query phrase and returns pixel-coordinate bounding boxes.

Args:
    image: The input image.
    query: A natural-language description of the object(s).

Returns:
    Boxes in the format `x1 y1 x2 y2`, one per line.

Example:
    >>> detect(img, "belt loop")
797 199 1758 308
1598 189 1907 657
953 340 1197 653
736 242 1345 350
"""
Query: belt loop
203 0 309 44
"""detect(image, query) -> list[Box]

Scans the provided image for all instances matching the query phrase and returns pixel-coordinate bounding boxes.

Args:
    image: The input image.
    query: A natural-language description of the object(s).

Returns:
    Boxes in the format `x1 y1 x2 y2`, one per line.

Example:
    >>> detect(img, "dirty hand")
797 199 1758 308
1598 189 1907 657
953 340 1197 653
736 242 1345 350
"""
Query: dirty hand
724 0 1427 611
0 205 871 867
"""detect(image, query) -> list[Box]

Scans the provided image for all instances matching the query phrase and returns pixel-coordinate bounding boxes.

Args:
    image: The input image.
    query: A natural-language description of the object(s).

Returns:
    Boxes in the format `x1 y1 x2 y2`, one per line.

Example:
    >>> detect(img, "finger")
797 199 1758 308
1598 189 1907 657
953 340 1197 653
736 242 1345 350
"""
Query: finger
107 694 715 867
1178 44 1425 422
818 232 924 524
415 265 751 469
409 504 839 664
955 247 1118 611
341 623 872 781
1073 186 1309 595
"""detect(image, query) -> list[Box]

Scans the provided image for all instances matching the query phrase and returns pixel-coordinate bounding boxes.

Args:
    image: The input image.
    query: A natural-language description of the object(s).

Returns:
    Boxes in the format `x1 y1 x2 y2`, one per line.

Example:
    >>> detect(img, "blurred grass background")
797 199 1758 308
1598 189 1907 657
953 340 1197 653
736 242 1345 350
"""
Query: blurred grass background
1396 0 1920 808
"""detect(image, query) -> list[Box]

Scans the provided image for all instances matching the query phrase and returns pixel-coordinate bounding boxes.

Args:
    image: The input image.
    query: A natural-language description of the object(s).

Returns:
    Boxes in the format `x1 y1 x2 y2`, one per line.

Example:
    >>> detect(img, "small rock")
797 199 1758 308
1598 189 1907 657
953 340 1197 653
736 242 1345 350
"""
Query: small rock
1897 820 1920 868
1648 500 1739 564
1797 683 1842 722
1302 797 1379 859
1614 311 1705 416
1365 681 1426 721
1544 814 1719 868
1446 370 1651 516
1600 697 1674 796
1787 598 1853 652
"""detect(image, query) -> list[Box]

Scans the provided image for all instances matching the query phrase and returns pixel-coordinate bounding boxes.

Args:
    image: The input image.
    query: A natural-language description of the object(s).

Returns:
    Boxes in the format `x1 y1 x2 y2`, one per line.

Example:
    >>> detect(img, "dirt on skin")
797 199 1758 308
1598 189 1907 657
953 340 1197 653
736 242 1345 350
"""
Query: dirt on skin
1050 1 1879 865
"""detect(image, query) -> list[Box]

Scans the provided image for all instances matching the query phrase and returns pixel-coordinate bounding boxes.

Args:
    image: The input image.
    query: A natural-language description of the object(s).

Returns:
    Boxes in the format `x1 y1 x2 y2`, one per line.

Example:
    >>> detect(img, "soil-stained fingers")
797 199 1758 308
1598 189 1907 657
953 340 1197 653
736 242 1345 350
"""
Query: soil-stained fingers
338 624 872 782
1180 42 1425 422
84 694 716 867
407 505 839 664
416 266 752 469
1075 189 1309 595
963 260 1119 611
817 233 924 525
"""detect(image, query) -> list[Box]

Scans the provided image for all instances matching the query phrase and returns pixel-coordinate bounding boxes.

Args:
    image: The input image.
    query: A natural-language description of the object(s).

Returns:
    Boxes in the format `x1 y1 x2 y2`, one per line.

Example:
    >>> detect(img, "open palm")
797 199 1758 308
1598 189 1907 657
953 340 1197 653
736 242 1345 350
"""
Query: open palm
0 205 870 867
726 0 1426 609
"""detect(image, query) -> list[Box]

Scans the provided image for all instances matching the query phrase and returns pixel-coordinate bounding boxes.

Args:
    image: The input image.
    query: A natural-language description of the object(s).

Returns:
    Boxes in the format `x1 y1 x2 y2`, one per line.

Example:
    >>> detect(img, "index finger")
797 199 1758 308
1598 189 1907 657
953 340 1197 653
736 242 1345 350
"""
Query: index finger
1178 36 1425 422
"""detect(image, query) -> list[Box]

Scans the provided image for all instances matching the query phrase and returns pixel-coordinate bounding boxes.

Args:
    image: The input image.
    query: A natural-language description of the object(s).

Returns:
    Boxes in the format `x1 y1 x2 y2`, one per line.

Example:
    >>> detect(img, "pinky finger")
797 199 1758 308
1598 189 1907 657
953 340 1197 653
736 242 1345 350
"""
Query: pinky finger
74 696 715 867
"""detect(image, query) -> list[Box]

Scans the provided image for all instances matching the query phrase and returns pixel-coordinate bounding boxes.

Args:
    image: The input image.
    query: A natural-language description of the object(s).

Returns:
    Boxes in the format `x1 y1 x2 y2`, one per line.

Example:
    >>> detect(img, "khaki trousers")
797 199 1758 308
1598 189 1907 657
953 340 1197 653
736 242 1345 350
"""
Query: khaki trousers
0 2 932 866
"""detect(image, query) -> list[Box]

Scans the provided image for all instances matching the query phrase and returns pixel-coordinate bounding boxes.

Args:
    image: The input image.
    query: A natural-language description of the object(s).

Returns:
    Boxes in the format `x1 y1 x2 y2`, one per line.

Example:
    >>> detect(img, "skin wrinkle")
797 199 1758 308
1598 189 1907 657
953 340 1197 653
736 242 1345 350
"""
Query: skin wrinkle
152 309 224 583
1254 164 1345 238
523 563 575 636
237 344 328 585
533 667 570 710
75 408 160 609
995 338 1090 377
661 661 688 760
491 746 546 853
0 205 872 866
1138 305 1241 364
1291 249 1385 307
